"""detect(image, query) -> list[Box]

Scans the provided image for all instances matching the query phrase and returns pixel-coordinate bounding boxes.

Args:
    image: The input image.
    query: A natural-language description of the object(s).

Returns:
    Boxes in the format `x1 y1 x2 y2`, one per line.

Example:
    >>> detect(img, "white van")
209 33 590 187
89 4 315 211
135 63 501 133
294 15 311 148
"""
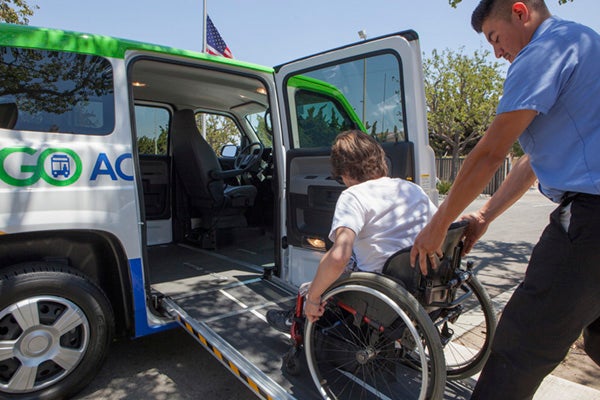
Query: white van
0 23 437 399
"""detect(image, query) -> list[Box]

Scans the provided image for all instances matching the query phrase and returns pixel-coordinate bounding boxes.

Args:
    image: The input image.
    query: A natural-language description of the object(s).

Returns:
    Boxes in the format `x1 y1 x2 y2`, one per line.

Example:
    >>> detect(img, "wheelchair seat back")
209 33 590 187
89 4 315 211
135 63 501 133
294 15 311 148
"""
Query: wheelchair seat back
382 220 469 307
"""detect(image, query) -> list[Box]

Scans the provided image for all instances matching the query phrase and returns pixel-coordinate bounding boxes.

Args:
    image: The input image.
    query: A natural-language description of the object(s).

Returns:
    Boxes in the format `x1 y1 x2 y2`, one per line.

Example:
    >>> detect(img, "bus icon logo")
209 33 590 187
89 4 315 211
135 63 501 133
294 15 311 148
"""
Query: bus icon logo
51 154 71 178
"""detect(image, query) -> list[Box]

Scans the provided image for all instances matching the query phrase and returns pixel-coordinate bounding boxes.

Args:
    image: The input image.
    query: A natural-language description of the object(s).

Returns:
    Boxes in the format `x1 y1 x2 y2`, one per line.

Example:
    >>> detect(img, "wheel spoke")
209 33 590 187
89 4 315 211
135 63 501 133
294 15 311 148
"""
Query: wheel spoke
52 307 85 336
11 299 40 331
0 339 17 361
52 346 84 370
8 364 37 392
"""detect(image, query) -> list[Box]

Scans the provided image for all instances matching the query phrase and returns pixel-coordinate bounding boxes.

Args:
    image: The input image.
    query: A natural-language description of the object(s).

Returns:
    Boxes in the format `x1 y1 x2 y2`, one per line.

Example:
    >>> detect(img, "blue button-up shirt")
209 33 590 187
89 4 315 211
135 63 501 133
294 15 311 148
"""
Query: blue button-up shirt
497 16 600 202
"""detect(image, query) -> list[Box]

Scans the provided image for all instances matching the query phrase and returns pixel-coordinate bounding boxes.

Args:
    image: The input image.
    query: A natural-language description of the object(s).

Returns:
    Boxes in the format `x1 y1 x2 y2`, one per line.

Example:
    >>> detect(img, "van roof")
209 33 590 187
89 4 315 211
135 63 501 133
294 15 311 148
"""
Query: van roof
0 23 273 73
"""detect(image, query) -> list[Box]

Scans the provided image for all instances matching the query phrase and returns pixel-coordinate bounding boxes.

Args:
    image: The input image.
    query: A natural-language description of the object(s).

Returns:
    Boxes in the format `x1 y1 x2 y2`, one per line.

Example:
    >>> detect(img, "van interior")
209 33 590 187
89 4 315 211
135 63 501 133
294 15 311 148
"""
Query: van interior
129 57 280 299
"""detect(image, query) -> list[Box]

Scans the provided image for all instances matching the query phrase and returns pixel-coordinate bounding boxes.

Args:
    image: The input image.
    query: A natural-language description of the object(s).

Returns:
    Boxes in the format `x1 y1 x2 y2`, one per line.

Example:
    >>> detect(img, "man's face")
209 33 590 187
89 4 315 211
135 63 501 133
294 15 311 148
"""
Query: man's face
482 14 529 63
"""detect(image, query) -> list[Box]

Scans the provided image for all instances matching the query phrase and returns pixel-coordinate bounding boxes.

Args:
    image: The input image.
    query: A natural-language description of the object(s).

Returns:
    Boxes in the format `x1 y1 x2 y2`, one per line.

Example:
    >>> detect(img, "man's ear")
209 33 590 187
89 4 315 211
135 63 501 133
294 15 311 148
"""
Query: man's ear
512 2 529 23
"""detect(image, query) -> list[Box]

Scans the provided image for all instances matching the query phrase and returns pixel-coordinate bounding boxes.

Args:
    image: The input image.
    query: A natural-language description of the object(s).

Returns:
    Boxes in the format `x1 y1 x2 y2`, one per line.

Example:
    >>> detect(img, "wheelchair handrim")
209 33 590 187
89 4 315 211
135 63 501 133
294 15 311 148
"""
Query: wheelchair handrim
304 284 430 400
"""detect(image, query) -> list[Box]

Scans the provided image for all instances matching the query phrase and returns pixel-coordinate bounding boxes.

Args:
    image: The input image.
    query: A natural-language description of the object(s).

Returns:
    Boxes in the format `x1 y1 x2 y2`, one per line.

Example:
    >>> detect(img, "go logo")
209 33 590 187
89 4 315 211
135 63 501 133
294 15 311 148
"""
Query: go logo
0 147 82 187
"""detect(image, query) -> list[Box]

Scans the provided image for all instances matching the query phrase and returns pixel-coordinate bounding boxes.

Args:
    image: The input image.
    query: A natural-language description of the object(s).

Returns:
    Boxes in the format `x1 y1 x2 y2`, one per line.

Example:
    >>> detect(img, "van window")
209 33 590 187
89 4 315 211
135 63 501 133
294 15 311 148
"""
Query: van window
197 112 242 154
245 111 272 148
135 106 170 155
295 90 354 148
292 52 406 145
0 47 114 134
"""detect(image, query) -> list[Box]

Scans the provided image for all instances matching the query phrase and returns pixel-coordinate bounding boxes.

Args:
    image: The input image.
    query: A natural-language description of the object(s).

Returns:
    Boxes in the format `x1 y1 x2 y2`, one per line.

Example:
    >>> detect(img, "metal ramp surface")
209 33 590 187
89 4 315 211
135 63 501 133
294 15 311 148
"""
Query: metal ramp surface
152 244 320 399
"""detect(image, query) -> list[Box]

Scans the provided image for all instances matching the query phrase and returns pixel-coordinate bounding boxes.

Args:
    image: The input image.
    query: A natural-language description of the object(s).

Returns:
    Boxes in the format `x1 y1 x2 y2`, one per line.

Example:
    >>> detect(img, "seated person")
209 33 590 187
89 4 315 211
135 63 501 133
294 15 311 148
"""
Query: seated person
267 129 437 330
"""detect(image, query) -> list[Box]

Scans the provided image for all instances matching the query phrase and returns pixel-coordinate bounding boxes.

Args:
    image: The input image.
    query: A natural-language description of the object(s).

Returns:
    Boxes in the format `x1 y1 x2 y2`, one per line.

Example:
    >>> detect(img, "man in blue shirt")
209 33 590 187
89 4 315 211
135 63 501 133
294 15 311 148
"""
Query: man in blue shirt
409 0 600 398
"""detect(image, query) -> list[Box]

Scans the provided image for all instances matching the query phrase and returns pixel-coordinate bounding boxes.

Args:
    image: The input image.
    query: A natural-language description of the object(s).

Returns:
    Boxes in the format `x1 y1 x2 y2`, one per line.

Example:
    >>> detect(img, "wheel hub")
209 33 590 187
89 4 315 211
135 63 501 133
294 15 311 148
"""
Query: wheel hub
19 329 54 358
0 295 91 394
355 346 376 365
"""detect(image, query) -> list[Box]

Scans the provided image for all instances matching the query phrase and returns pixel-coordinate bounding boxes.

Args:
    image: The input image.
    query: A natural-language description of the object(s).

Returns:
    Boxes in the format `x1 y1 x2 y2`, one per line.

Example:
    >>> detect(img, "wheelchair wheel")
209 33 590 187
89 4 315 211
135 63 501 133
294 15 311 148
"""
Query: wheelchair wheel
435 275 497 380
304 273 446 400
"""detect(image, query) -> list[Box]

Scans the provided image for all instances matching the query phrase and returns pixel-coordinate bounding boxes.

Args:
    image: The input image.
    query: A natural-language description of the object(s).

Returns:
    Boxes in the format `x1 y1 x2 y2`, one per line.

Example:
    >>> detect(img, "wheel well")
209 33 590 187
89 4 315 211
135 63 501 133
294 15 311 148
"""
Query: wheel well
0 230 134 337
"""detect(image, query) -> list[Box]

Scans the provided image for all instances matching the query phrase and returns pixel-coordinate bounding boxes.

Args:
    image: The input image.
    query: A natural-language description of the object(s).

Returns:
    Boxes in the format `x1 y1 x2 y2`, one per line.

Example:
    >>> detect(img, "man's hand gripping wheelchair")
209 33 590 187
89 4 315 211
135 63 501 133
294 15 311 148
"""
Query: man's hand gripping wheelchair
283 221 497 400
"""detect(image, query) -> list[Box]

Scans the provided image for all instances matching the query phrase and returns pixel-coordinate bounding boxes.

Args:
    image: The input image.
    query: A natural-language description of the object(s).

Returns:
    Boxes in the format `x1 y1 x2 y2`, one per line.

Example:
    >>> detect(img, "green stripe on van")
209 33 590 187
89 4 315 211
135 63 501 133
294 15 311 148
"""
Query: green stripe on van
0 23 273 73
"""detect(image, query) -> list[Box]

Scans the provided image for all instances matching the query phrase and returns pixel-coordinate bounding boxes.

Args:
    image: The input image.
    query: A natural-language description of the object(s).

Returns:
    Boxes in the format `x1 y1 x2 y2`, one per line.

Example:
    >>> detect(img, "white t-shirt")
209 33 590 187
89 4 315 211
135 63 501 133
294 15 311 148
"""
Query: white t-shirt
329 177 437 273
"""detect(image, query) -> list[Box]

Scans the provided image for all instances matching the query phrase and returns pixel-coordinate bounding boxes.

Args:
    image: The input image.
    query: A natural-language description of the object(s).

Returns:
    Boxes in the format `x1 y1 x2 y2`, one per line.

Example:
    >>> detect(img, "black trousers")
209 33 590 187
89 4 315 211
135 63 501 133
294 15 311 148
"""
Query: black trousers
471 194 600 400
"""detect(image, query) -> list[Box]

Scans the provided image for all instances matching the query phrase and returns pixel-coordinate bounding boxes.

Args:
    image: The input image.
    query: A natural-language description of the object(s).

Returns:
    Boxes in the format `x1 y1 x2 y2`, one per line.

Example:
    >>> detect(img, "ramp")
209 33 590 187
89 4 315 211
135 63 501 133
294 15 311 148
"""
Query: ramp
152 244 320 400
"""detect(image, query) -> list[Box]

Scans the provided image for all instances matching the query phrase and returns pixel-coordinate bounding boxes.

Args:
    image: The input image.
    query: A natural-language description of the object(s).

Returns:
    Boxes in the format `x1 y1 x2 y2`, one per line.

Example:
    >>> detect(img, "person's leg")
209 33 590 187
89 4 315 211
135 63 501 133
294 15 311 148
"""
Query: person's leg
266 282 312 333
472 196 600 400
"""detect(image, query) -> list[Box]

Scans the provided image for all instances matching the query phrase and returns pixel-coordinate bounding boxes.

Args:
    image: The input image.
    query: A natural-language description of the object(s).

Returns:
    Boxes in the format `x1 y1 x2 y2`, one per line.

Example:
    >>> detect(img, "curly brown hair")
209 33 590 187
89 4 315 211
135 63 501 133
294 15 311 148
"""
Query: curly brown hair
330 130 388 183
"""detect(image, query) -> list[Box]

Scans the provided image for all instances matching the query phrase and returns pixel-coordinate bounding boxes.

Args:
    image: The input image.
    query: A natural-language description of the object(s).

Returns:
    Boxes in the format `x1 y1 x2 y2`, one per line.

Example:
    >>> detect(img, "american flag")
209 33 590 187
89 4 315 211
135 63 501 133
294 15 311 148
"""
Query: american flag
206 15 233 58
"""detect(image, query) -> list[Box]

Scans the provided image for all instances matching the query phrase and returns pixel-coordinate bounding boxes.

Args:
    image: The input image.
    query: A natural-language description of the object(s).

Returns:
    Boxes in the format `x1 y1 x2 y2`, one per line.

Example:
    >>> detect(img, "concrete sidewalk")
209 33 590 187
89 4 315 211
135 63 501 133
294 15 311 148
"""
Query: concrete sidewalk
458 373 600 400
534 375 600 400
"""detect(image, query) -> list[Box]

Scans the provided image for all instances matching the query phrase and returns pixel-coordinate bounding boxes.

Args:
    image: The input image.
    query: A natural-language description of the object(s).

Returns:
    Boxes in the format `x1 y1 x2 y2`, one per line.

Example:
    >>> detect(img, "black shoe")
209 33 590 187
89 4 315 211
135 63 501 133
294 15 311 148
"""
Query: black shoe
266 308 294 333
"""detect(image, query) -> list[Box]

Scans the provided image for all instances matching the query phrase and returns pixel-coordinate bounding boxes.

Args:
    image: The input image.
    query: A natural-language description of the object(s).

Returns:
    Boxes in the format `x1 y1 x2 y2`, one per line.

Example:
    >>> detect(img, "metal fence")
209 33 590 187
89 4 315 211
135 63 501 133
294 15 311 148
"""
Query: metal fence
436 157 511 195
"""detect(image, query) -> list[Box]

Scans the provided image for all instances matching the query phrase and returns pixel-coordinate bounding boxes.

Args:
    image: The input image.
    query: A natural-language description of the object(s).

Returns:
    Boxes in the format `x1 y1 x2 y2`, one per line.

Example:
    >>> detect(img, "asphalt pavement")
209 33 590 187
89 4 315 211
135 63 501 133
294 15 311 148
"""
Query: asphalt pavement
74 188 600 400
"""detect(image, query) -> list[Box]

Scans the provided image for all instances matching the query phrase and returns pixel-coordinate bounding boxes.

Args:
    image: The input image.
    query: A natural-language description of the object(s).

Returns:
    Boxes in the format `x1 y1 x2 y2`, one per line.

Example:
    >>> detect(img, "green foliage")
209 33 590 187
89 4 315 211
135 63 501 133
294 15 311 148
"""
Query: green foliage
197 113 241 154
297 105 351 148
424 47 504 180
137 126 168 155
450 0 573 7
511 140 524 158
137 113 241 156
437 179 453 195
252 114 272 147
0 0 38 24
0 48 113 115
137 136 155 154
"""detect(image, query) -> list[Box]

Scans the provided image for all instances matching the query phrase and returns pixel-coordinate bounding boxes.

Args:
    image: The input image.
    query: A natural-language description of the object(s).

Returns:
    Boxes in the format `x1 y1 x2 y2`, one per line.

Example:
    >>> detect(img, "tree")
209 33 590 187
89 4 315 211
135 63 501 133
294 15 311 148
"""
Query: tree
137 126 167 155
449 0 573 7
0 47 113 115
197 113 241 153
424 48 504 180
0 0 38 24
297 105 350 147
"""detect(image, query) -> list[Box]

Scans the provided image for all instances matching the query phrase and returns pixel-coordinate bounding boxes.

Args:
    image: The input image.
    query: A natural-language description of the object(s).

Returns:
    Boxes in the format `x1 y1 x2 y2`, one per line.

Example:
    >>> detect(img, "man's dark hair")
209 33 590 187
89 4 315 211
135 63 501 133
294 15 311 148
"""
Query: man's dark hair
471 0 548 33
331 130 388 183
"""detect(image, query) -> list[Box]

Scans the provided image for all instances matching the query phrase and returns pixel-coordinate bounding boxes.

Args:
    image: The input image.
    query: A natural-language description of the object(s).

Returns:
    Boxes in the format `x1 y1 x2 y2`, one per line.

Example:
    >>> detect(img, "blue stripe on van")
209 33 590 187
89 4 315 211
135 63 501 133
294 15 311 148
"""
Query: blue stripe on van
129 258 177 337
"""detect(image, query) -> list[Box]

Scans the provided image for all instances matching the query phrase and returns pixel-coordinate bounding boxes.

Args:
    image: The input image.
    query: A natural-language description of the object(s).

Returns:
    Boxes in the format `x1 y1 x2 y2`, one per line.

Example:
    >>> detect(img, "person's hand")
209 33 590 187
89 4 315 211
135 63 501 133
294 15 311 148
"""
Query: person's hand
459 211 489 255
410 222 446 275
304 295 325 323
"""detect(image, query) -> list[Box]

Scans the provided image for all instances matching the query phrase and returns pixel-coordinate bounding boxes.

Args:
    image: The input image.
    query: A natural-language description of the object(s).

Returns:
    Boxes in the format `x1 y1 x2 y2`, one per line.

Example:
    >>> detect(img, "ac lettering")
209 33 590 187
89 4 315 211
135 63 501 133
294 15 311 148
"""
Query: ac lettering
90 153 133 181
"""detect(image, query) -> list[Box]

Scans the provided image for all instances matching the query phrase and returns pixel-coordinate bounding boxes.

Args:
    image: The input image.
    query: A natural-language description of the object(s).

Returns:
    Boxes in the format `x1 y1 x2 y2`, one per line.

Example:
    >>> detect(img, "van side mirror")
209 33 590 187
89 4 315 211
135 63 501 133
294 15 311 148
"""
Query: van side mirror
220 144 238 158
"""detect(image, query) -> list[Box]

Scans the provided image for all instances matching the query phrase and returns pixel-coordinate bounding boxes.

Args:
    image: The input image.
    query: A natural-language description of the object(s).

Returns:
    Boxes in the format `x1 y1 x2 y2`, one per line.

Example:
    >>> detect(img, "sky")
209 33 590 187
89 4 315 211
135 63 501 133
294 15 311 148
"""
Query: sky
28 0 600 68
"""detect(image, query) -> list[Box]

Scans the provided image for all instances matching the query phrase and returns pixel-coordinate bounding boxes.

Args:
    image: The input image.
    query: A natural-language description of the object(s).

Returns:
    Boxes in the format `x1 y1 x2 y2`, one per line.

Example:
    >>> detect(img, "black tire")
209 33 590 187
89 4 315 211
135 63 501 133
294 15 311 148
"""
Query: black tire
435 275 496 380
304 272 446 400
0 263 114 400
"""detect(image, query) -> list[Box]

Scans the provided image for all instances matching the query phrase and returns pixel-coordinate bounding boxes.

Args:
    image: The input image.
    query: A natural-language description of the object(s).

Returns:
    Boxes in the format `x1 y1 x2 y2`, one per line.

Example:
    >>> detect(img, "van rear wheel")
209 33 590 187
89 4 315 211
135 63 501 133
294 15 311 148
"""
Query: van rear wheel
0 263 114 400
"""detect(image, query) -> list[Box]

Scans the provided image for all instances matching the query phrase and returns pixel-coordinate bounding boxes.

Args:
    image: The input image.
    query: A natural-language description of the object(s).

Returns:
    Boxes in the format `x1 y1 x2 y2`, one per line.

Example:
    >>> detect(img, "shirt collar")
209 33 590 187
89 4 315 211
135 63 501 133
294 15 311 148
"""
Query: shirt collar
531 16 561 43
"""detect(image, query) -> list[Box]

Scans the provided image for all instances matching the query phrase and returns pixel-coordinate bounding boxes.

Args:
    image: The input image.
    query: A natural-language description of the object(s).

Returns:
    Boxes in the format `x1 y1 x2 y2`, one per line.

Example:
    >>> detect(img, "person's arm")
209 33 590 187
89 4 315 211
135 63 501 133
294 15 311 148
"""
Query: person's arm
304 226 355 323
410 109 538 274
460 154 536 254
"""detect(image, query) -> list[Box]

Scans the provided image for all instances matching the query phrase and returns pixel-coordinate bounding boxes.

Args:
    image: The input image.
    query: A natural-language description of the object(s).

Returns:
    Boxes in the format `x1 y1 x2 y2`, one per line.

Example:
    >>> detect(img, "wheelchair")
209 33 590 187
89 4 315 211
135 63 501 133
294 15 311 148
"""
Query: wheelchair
283 221 497 400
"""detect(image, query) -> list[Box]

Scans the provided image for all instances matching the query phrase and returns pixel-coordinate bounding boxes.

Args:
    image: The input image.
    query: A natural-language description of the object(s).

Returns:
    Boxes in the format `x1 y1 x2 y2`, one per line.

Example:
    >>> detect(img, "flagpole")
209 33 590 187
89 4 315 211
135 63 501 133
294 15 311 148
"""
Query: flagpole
202 0 207 53
201 0 207 138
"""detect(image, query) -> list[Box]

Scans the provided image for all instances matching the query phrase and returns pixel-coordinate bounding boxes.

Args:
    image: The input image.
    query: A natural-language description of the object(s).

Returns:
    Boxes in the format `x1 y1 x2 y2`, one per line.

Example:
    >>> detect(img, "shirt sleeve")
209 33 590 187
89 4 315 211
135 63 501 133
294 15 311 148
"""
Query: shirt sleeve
328 191 365 242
